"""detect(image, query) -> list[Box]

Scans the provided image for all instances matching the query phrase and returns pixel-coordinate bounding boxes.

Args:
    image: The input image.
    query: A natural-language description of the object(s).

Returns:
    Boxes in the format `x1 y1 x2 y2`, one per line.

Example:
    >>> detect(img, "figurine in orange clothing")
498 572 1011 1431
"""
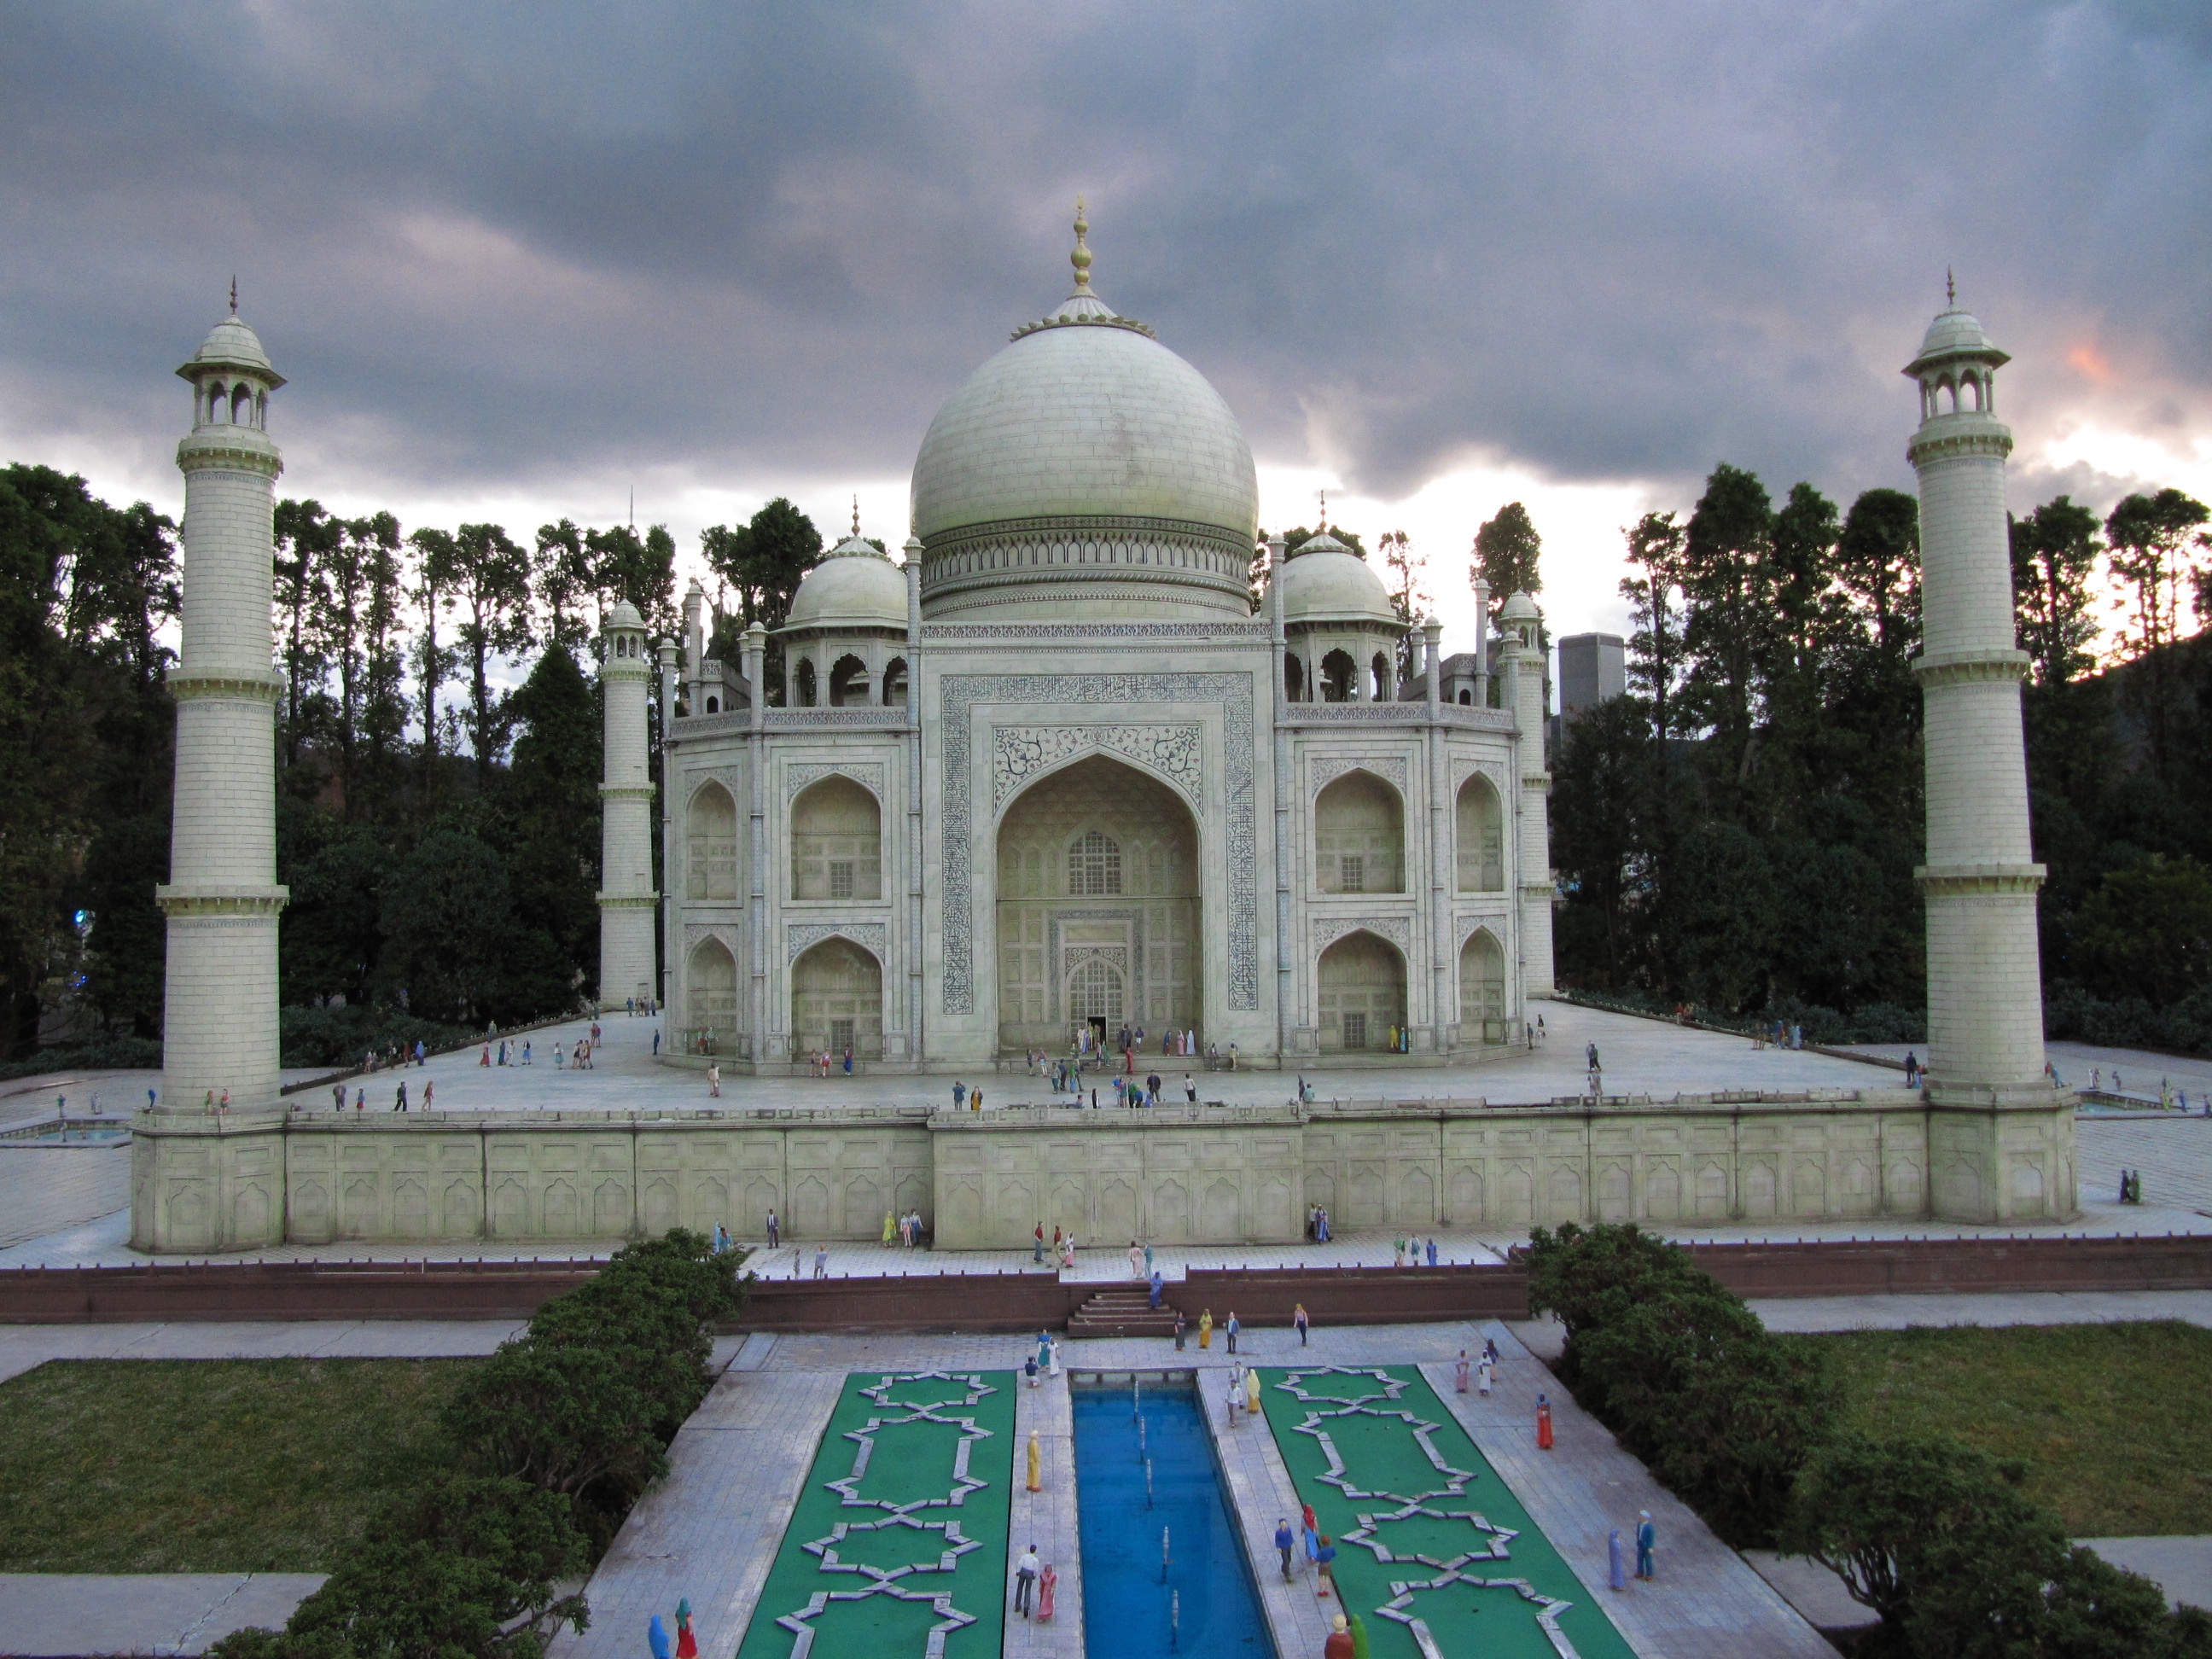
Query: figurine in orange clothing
1536 1392 1555 1450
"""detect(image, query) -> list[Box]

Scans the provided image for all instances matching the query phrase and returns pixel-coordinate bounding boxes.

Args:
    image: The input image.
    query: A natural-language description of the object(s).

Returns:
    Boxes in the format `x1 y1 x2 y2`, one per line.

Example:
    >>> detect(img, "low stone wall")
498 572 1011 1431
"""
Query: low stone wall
0 1259 595 1324
126 1087 2080 1253
16 1235 2210 1325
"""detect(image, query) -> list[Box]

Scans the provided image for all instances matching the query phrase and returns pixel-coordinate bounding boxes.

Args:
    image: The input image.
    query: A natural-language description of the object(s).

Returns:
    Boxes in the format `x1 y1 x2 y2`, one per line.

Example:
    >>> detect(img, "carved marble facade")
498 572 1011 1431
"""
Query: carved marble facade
658 625 1548 1072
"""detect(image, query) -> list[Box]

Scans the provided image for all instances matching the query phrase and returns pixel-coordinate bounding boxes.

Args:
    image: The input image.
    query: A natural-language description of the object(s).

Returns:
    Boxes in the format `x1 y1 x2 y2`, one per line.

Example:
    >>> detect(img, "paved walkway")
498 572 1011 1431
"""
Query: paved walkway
1005 1368 1082 1658
0 1572 329 1657
547 1367 846 1659
0 1318 527 1386
1419 1338 1830 1658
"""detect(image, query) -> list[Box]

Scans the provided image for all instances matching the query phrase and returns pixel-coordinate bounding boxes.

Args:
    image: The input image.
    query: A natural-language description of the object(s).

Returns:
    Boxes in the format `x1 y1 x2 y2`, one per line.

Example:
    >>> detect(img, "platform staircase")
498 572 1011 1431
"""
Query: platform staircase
1067 1284 1180 1338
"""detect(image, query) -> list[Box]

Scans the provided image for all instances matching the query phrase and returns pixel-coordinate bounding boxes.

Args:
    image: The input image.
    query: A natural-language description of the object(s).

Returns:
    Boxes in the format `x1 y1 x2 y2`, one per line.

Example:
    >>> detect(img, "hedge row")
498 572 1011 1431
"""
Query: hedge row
1528 1223 2212 1658
212 1229 746 1659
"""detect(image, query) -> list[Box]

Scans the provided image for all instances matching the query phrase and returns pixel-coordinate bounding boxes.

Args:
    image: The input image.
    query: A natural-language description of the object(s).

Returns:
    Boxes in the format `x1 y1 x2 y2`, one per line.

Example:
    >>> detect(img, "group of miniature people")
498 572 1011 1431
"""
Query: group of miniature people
643 1598 699 1659
1455 1336 1500 1395
1304 1205 1334 1243
880 1208 927 1247
806 1048 854 1076
1033 1224 1079 1269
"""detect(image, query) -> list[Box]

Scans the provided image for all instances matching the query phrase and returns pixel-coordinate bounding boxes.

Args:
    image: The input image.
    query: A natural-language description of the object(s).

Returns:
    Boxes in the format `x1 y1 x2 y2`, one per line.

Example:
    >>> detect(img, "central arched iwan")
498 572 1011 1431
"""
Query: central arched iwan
994 753 1199 1053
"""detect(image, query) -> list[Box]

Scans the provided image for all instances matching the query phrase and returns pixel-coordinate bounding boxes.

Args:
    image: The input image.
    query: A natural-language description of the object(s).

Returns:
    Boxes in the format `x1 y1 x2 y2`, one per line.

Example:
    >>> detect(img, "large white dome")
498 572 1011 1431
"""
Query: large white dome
912 322 1257 540
908 216 1259 620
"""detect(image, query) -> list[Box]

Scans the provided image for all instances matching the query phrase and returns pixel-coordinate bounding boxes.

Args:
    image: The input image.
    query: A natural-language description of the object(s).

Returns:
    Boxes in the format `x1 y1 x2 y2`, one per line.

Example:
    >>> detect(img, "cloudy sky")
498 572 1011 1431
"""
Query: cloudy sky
4 1 2208 655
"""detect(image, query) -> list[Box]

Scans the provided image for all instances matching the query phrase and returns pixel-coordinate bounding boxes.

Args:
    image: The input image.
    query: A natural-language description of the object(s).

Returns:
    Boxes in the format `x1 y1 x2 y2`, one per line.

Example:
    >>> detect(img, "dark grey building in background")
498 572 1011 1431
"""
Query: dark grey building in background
1557 632 1626 727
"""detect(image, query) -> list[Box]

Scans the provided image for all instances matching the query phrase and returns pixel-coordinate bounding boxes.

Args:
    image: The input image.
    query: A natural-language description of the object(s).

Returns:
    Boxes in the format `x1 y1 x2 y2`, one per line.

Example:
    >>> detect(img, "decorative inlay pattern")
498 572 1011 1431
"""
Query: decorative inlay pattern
770 709 904 729
777 1371 1000 1658
789 922 889 963
1310 754 1408 795
1456 915 1510 950
1274 1366 1589 1659
941 672 1256 1013
992 724 1202 808
785 761 886 802
925 622 1271 639
1287 704 1425 723
1313 916 1412 954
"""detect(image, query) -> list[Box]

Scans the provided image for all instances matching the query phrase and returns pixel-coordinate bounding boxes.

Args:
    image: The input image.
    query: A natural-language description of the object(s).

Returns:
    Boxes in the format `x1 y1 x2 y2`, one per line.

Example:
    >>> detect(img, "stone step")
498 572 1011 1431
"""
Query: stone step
1068 1287 1180 1337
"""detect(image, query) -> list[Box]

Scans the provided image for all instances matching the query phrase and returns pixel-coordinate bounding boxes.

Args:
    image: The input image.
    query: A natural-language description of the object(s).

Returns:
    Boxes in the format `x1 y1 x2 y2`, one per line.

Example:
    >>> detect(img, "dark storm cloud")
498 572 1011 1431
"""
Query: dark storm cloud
3 1 2208 508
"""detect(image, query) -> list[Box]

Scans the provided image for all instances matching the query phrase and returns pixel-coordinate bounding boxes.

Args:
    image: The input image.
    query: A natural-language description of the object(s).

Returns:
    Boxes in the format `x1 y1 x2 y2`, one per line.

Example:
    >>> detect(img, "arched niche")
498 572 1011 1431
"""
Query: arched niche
686 782 738 900
1371 652 1393 701
994 752 1199 1054
1455 772 1505 892
1458 928 1508 1045
686 936 737 1051
794 657 818 707
791 775 881 900
791 935 883 1061
882 657 909 707
828 653 870 707
1315 770 1404 894
1319 649 1357 702
1318 929 1406 1053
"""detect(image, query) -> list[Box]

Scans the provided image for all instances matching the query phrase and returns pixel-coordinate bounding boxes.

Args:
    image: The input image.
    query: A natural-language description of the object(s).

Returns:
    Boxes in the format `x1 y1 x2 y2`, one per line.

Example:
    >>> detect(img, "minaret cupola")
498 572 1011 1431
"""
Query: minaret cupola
178 284 286 431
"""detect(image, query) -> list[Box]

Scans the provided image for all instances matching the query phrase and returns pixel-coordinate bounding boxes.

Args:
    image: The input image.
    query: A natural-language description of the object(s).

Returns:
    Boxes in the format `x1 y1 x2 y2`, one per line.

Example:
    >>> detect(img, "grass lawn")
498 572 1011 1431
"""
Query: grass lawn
1808 1320 2212 1538
0 1357 476 1573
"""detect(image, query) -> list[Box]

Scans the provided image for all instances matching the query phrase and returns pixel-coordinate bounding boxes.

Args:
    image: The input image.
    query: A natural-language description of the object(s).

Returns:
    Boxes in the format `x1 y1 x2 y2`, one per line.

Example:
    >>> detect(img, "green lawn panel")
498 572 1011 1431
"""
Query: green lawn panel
0 1357 473 1573
735 1371 1016 1659
1811 1320 2212 1537
1257 1365 1636 1659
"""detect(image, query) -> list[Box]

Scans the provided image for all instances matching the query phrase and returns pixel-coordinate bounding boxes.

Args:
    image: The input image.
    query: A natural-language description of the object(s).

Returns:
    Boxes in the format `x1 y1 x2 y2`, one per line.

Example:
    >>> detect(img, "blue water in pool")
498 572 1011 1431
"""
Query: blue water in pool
1072 1383 1272 1657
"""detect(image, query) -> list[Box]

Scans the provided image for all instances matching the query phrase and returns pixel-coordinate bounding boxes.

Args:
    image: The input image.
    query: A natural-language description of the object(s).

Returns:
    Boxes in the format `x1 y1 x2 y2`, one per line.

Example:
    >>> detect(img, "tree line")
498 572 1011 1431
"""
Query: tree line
1546 464 2212 1050
0 463 831 1067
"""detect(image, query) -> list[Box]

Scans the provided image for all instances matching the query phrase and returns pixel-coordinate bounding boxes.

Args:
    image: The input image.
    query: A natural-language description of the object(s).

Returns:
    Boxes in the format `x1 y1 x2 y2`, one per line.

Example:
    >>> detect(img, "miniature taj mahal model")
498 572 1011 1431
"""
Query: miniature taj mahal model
131 215 2077 1252
659 206 1546 1074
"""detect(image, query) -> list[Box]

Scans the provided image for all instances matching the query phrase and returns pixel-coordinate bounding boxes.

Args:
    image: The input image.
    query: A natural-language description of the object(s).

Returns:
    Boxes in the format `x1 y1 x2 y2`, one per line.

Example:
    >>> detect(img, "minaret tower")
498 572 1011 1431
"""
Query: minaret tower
1499 590 1556 999
157 302 289 1118
597 601 659 1011
1906 284 2070 1217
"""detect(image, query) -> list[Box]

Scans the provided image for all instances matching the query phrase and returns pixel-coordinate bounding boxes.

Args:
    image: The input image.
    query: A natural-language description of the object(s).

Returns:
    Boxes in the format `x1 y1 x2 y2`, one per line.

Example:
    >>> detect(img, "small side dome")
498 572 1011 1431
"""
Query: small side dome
785 535 909 632
176 315 284 386
1280 533 1400 628
605 600 646 632
1499 589 1540 625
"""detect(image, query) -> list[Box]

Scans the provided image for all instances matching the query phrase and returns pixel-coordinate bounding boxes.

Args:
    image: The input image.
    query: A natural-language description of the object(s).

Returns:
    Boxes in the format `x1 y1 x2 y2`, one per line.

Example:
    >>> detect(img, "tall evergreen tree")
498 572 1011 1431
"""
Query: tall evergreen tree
1471 502 1542 621
449 521 535 784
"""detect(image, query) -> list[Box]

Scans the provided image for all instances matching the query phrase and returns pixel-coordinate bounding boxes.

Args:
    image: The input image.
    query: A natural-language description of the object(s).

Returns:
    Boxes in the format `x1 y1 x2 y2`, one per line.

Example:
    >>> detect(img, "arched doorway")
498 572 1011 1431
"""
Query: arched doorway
686 937 737 1054
1455 773 1505 891
995 753 1200 1054
686 782 737 900
791 935 883 1062
1318 929 1406 1052
1458 928 1507 1045
791 776 881 900
1315 770 1405 894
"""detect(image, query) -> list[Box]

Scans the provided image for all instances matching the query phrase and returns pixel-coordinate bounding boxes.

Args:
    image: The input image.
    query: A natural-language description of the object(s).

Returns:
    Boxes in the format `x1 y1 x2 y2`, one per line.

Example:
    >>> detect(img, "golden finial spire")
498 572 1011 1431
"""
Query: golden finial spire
1947 267 1956 307
1071 194 1092 294
852 495 861 538
229 275 238 316
1317 488 1329 531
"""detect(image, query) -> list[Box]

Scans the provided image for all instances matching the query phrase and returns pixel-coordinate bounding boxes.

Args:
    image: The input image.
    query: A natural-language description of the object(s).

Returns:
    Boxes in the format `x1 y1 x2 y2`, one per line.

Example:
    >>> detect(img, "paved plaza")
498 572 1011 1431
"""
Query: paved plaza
553 1320 1831 1659
3 1001 2208 1271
